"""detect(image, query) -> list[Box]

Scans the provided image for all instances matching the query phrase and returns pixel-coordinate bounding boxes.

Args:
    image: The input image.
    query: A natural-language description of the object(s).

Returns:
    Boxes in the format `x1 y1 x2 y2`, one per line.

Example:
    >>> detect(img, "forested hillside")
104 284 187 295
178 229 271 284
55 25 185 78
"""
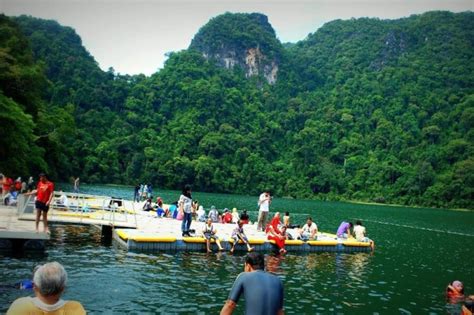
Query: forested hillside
1 11 472 209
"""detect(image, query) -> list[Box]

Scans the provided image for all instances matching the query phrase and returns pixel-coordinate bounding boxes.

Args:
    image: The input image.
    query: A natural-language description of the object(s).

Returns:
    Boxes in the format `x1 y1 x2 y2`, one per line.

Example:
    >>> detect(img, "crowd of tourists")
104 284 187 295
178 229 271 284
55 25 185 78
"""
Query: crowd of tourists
1 172 57 234
0 173 36 206
2 180 473 314
137 185 378 257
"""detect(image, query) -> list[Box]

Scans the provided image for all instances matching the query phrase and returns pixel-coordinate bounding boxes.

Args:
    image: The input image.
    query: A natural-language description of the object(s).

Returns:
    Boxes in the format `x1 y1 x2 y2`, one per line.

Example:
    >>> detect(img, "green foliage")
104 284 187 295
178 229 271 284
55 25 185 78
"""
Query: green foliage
190 12 282 60
2 11 473 209
0 93 46 175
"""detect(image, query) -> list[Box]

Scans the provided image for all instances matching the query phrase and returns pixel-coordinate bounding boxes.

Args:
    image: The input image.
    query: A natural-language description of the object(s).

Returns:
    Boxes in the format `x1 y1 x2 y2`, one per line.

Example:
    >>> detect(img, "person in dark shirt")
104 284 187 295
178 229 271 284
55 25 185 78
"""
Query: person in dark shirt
240 210 250 224
134 184 140 202
220 252 284 315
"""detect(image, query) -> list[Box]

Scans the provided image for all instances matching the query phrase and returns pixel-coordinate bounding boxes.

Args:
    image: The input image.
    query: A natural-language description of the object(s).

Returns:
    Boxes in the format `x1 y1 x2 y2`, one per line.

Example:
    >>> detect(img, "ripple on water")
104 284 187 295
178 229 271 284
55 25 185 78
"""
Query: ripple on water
2 215 473 314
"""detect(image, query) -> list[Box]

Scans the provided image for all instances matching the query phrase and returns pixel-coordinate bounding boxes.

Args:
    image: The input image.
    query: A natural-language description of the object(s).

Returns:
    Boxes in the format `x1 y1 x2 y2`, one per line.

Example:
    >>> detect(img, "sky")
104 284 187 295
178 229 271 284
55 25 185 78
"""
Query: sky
1 0 472 76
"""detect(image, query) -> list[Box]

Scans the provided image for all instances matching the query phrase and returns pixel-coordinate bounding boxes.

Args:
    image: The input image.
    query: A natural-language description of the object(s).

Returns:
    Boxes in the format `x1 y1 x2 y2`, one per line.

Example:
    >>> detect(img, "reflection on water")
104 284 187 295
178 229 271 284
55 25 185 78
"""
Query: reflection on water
2 184 473 314
0 225 378 314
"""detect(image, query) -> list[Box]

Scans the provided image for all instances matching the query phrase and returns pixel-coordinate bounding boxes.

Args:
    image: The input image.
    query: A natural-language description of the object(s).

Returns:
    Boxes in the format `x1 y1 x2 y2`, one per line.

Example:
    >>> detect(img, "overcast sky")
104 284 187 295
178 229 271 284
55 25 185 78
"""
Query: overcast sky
1 0 472 76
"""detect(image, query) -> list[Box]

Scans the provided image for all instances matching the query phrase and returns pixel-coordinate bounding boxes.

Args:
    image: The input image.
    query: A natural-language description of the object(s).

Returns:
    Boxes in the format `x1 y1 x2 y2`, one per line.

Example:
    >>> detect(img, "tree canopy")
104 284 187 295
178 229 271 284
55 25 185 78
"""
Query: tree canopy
1 11 473 209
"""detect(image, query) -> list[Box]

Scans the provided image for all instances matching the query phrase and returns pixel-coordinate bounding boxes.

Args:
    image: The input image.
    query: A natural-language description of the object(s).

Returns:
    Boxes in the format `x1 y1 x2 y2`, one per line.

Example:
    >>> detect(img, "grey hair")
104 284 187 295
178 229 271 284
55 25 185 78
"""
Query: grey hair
33 262 68 296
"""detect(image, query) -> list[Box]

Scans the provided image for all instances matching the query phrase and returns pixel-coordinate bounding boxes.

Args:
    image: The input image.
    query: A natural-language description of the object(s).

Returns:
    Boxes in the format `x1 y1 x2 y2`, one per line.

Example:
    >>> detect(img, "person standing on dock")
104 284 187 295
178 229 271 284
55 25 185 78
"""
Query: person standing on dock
257 190 272 232
25 173 54 234
134 184 140 202
73 177 80 193
220 252 284 315
27 176 35 192
179 184 195 237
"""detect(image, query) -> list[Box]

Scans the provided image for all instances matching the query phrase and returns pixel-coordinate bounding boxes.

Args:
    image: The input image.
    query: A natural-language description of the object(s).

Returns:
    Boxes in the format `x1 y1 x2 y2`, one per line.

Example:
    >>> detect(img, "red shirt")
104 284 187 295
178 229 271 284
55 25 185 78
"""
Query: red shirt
2 177 13 192
266 217 282 234
36 180 54 203
222 212 233 223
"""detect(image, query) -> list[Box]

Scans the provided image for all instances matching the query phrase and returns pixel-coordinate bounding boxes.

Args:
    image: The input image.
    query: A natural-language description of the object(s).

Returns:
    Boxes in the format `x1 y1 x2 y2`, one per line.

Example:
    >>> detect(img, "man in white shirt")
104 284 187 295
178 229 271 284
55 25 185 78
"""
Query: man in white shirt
299 217 318 240
56 190 69 210
257 190 271 232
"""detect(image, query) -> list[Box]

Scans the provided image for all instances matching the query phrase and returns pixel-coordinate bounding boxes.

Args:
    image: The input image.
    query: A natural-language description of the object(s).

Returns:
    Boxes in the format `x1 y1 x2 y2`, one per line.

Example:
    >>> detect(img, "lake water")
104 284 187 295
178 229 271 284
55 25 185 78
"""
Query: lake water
1 184 473 314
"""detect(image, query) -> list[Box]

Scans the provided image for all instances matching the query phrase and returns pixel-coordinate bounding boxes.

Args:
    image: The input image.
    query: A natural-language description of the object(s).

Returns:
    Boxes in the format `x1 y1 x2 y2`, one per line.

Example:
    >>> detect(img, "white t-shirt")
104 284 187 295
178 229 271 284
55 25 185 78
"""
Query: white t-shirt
179 195 193 214
258 193 270 212
58 194 68 207
197 207 206 220
302 222 317 234
232 212 240 223
353 225 366 241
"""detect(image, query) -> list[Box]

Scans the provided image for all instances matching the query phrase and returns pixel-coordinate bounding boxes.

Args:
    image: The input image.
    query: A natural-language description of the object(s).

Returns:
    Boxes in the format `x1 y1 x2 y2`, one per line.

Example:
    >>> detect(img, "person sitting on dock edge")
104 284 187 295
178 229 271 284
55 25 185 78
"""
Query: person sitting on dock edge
220 252 284 315
7 262 86 314
203 218 225 253
353 220 375 250
266 212 287 254
230 220 254 254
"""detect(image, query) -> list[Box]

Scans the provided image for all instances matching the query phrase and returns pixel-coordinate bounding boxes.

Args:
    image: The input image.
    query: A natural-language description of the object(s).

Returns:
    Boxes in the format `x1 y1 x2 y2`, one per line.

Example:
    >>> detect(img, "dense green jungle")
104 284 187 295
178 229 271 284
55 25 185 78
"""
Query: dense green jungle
0 11 473 209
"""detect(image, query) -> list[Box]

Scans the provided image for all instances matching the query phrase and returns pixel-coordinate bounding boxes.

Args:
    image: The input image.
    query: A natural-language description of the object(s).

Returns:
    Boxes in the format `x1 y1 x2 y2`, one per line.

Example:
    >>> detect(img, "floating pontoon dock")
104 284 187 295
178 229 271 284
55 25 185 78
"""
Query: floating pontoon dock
113 212 372 253
2 193 373 253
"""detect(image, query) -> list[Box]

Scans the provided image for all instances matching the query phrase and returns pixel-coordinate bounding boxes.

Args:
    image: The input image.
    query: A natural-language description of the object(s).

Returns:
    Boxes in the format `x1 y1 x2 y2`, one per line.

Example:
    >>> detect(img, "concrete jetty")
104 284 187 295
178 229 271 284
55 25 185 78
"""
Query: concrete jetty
0 193 137 251
0 204 49 250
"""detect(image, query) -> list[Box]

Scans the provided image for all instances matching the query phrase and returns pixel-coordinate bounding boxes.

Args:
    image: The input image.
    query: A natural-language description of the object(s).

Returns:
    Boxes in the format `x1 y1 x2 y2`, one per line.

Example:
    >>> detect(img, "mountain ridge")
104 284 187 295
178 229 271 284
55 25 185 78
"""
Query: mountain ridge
1 11 473 209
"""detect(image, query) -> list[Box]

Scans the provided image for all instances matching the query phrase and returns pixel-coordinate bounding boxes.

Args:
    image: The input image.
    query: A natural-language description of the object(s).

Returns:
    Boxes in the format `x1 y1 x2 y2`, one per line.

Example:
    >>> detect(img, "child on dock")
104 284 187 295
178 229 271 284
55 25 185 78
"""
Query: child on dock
230 220 253 254
202 218 224 253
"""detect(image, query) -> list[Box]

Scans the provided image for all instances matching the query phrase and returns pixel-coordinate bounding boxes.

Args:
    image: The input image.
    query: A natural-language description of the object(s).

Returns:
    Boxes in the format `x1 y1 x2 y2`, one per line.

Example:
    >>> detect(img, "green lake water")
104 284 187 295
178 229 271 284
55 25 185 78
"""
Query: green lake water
1 184 473 314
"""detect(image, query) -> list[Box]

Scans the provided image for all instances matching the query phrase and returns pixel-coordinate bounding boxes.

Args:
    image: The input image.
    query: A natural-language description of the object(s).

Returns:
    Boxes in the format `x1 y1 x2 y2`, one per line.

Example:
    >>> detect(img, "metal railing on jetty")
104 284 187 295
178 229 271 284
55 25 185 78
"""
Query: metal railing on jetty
17 192 138 228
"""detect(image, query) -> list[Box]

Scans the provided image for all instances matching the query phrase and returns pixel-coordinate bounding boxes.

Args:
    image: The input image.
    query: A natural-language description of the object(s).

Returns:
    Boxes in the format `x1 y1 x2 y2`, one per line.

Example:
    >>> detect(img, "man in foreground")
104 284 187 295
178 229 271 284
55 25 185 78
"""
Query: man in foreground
221 252 284 315
7 261 86 314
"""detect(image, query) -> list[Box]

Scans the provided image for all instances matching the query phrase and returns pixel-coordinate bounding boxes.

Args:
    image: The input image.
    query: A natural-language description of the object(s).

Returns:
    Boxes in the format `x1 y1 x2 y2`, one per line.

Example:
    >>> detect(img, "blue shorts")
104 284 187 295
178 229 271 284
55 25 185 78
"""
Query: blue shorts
204 232 218 240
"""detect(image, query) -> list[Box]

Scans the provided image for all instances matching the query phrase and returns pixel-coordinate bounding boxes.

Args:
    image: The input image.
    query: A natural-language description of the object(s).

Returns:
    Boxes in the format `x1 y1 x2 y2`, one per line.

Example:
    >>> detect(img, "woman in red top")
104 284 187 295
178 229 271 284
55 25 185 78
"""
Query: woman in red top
25 173 54 234
265 212 287 254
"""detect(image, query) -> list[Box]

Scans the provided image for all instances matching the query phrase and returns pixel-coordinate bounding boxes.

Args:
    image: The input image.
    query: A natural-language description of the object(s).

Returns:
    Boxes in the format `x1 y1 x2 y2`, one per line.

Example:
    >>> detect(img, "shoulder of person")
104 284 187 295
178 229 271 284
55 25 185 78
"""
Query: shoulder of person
64 301 86 313
7 297 34 314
